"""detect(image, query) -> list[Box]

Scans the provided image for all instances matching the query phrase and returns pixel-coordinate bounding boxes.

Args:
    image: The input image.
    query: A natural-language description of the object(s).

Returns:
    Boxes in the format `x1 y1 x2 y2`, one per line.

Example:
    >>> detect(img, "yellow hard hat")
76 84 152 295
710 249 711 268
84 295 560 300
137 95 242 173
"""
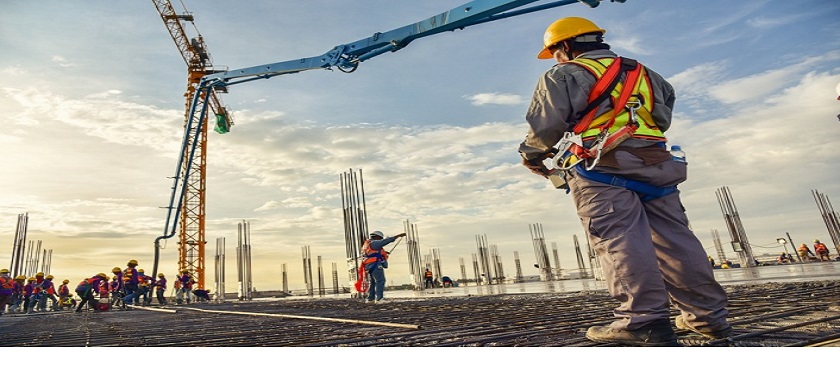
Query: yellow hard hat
537 17 606 59
15 275 25 281
112 267 121 273
0 269 8 274
36 272 44 277
128 259 138 266
96 273 107 279
138 269 145 273
181 269 189 273
46 275 54 280
814 239 820 243
158 273 165 277
62 279 69 284
28 277 35 281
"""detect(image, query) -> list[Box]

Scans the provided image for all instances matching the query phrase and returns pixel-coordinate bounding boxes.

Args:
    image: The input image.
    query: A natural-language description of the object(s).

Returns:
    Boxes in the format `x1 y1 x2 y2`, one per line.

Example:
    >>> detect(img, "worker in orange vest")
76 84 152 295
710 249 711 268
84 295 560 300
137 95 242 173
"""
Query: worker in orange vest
814 240 831 261
0 269 14 316
75 274 106 312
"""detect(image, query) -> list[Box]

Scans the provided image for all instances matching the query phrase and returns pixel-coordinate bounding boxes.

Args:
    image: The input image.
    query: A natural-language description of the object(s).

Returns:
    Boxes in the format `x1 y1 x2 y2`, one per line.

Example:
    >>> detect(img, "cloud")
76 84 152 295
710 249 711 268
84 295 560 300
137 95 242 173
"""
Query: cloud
464 92 525 106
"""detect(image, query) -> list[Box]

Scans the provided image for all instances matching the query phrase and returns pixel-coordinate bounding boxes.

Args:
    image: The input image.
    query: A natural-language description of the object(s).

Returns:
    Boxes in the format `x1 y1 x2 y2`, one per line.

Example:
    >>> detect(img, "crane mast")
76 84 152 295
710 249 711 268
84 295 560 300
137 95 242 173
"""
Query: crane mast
152 0 232 290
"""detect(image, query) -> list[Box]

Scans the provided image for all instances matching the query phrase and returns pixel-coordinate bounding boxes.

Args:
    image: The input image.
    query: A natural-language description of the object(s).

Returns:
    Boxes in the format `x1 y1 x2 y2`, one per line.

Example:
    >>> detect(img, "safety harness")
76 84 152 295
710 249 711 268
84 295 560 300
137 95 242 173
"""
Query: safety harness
548 56 677 202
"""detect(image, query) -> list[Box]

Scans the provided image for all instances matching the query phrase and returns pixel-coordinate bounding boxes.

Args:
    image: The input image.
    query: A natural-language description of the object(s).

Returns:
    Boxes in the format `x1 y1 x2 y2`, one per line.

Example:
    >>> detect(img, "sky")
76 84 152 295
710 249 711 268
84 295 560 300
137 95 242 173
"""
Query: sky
2 0 840 294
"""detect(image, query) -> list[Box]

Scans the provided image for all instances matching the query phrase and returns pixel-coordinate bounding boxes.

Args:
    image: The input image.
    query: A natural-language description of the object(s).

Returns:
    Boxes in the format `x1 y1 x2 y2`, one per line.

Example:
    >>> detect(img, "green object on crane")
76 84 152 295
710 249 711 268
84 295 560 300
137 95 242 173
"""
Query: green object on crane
214 113 229 134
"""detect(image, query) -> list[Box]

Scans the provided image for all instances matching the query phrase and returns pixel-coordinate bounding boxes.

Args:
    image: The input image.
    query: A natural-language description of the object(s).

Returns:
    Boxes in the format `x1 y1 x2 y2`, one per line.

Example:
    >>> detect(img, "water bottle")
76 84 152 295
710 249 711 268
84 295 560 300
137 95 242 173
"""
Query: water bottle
670 145 686 163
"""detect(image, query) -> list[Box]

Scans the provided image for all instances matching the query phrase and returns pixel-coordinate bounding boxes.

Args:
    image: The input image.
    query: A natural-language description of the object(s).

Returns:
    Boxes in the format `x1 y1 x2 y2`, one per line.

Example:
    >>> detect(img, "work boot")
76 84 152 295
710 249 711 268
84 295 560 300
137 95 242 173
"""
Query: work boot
586 319 679 347
675 315 732 340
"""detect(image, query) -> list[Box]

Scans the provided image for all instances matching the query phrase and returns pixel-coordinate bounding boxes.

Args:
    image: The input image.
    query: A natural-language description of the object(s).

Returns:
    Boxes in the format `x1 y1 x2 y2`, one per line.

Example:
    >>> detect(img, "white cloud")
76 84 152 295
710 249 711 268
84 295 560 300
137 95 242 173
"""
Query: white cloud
464 92 525 106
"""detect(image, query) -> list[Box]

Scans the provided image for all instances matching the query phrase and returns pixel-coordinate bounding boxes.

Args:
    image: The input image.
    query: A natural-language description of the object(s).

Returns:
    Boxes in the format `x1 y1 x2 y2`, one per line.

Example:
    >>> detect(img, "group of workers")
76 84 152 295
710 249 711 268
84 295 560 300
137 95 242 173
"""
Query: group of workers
0 259 208 316
794 240 837 262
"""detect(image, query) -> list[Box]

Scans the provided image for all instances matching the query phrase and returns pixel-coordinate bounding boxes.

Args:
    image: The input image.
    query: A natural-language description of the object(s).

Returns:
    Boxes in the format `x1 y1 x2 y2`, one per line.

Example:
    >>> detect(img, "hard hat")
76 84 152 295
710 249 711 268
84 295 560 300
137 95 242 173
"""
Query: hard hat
15 275 25 281
62 279 69 284
36 272 44 277
28 277 35 281
128 259 138 266
138 269 145 273
158 273 165 277
370 230 384 239
181 269 189 273
96 273 107 279
112 267 121 273
0 269 8 274
814 239 820 243
46 275 54 280
537 17 606 59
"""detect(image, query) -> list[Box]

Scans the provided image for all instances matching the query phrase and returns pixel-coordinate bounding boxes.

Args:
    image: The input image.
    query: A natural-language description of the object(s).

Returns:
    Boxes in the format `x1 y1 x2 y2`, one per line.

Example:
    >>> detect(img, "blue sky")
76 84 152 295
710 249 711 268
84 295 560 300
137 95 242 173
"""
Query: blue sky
2 0 840 293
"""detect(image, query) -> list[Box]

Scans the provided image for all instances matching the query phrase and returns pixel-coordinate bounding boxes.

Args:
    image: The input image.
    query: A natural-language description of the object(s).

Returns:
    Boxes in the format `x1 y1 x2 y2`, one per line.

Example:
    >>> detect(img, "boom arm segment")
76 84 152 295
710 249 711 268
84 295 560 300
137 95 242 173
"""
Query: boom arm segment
204 0 624 87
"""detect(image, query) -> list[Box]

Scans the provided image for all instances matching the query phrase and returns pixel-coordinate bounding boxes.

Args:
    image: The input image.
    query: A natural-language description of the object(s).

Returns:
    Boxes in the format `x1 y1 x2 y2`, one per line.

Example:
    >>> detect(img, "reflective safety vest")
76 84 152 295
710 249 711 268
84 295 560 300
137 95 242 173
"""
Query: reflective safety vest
815 243 829 254
58 284 69 296
361 239 389 265
568 57 665 142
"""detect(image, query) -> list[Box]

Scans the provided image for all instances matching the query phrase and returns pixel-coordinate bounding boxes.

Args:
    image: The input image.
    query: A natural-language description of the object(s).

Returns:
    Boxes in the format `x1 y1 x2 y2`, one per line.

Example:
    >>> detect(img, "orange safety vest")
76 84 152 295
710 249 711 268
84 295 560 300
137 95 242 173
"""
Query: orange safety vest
568 56 665 142
0 276 13 290
361 239 389 265
815 243 829 254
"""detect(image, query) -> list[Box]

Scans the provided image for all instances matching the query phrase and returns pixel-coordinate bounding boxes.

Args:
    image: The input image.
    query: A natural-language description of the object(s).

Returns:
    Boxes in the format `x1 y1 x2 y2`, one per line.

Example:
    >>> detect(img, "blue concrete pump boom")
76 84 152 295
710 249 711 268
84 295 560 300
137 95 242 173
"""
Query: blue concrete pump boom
152 0 628 281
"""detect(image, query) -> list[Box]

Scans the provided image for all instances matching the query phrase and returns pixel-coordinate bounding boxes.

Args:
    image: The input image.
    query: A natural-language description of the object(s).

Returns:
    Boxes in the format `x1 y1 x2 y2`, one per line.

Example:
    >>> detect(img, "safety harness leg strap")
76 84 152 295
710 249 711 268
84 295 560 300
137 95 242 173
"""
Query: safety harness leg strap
572 164 677 202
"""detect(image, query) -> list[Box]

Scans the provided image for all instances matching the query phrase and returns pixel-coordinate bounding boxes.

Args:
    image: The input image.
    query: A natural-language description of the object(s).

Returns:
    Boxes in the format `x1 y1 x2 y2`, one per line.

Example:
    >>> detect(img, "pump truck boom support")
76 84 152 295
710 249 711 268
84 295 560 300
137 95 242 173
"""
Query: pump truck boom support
152 0 629 280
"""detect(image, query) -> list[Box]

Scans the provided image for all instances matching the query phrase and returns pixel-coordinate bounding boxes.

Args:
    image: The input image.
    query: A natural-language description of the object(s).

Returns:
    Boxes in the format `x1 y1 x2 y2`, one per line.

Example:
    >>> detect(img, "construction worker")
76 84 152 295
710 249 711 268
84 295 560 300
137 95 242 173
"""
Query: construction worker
9 276 26 313
362 230 405 303
154 273 168 306
175 269 193 304
137 269 151 306
39 274 59 311
0 269 14 316
797 244 815 262
519 17 730 346
27 274 45 313
57 279 72 310
110 267 124 308
122 259 141 306
814 240 831 262
75 274 106 312
424 269 435 289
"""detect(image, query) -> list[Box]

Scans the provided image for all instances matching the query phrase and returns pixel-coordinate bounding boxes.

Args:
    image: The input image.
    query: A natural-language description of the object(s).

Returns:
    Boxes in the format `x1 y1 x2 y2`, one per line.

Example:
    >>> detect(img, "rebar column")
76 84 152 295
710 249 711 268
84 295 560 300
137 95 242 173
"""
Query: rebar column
340 168 369 295
404 220 423 290
529 224 552 281
812 190 840 255
214 237 225 302
573 234 588 278
716 186 757 267
513 251 523 282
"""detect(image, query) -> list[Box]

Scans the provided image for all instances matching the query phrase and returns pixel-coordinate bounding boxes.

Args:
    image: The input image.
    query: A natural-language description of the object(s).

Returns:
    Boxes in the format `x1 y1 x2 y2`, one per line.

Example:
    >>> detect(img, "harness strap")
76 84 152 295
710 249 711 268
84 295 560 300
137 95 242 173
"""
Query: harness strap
573 164 677 202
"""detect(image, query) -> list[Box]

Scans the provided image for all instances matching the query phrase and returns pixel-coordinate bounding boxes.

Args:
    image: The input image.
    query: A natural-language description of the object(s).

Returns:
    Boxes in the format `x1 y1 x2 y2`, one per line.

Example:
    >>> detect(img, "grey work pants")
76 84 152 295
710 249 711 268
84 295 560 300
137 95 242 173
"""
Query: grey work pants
568 150 730 331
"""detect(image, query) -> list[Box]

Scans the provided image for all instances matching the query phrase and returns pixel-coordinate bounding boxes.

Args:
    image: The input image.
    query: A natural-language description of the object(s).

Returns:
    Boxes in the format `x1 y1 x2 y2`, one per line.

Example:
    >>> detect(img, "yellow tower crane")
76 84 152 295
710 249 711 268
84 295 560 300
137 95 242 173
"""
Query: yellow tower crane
152 0 232 290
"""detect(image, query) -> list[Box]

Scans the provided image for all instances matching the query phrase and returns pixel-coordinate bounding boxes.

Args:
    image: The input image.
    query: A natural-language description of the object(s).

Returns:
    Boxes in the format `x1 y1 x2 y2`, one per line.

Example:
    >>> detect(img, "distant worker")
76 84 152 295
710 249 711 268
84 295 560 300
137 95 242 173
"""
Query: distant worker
9 276 26 313
707 256 716 268
109 268 124 309
57 279 72 310
137 269 151 306
797 244 815 262
23 277 37 314
0 269 13 316
519 17 730 346
362 230 405 303
75 274 106 312
441 276 454 288
122 260 141 306
814 240 831 262
40 275 59 312
777 253 789 264
175 269 194 305
424 269 434 289
154 273 168 306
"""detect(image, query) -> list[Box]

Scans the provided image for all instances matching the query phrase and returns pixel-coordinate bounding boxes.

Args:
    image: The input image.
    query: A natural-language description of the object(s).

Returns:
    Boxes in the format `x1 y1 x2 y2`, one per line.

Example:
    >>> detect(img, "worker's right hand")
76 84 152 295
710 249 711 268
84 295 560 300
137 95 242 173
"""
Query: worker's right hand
522 156 551 178
396 233 407 238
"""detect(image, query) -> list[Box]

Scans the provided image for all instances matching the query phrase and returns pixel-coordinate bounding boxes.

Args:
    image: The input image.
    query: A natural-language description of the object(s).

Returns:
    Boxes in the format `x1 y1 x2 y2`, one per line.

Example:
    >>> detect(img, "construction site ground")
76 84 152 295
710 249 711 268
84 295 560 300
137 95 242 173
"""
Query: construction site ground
2 279 838 348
